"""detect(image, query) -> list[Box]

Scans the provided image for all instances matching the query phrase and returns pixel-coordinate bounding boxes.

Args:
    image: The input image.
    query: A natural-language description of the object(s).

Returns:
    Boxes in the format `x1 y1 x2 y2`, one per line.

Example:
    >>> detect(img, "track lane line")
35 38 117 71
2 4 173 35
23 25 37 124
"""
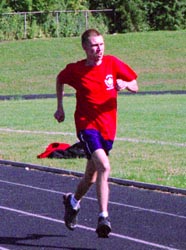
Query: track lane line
0 205 180 250
0 128 185 147
0 179 185 219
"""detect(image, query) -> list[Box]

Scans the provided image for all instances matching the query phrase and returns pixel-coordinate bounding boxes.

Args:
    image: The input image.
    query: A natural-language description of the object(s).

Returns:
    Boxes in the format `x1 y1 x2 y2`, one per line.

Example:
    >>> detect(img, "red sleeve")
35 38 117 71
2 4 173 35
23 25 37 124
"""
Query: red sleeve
112 56 137 81
57 64 74 85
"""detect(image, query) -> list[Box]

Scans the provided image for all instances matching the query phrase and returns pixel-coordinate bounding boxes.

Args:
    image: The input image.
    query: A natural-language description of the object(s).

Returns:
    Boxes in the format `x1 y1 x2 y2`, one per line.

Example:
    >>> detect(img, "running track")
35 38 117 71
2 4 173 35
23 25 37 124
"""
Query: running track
0 162 185 250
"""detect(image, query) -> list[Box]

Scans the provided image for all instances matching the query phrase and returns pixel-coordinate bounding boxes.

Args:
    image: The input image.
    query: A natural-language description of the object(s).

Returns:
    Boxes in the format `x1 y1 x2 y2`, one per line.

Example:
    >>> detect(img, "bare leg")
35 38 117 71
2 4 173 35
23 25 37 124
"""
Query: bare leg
92 149 110 214
74 148 110 215
74 159 97 201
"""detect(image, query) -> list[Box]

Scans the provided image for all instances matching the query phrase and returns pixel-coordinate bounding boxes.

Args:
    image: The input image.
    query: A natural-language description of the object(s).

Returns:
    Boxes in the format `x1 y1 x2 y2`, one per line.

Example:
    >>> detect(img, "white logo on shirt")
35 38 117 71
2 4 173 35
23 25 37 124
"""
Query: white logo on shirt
104 74 114 90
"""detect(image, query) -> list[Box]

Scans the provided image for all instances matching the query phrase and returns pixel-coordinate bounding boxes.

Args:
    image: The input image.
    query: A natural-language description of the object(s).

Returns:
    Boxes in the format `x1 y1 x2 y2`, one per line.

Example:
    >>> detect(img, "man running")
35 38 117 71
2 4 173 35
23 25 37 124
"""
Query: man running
54 29 138 238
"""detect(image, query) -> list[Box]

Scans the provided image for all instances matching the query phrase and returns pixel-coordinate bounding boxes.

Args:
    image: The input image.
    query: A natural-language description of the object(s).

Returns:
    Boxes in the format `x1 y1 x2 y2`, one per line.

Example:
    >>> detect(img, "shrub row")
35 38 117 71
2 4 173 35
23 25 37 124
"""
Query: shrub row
0 11 108 41
0 0 186 41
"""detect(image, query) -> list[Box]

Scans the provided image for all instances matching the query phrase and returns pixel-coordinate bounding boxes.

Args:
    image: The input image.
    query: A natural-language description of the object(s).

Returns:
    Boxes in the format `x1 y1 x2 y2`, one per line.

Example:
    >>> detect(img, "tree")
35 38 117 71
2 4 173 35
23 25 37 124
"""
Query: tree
144 0 186 30
0 0 7 13
115 0 148 32
52 0 88 11
4 0 32 12
89 0 148 33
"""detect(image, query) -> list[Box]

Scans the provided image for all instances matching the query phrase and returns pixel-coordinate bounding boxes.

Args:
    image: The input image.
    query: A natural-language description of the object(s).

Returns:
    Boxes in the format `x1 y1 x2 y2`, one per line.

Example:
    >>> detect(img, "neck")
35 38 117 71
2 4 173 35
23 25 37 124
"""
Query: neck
85 58 102 66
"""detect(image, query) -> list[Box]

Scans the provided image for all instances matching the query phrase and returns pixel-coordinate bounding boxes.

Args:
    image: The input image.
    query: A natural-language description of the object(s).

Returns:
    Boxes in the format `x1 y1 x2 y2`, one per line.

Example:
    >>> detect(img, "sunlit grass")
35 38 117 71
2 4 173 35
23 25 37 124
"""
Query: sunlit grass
0 95 185 188
0 30 186 95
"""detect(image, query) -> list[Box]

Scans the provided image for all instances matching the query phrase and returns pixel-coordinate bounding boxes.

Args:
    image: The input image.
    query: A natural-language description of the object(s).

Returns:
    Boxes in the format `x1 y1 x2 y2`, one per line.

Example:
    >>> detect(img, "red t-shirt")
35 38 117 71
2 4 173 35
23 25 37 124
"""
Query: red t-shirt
57 55 137 140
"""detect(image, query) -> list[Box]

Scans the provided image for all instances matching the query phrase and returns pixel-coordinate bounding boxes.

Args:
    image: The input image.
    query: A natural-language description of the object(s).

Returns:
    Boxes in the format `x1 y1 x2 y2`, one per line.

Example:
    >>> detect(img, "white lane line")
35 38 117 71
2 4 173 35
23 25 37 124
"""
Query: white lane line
0 128 185 147
0 247 11 250
116 137 186 147
0 205 179 250
0 179 185 220
107 200 186 220
0 128 75 136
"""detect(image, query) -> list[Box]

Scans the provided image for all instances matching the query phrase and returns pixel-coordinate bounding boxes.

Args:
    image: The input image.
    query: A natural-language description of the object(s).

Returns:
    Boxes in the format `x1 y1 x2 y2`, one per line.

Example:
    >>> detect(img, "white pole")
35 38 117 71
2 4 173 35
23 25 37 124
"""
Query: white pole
85 11 88 30
24 12 27 39
56 12 59 37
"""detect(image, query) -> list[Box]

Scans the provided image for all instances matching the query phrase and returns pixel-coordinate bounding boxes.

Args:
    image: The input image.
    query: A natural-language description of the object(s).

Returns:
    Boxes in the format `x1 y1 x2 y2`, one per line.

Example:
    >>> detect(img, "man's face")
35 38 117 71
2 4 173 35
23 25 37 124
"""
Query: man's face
83 35 104 64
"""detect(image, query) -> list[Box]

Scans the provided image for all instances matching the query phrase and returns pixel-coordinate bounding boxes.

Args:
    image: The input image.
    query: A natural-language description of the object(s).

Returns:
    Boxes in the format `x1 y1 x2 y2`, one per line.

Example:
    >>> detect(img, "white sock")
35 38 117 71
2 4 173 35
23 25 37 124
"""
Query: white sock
99 211 108 218
70 194 80 210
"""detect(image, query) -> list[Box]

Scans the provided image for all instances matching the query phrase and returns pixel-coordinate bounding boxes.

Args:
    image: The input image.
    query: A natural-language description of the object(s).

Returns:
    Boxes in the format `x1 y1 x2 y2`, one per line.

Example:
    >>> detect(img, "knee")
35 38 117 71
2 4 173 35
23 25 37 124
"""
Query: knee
97 161 111 175
92 149 111 175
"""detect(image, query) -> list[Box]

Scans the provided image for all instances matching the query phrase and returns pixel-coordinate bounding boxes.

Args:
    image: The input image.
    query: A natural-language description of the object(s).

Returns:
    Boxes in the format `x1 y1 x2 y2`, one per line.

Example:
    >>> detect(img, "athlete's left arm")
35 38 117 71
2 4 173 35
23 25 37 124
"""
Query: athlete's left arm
116 79 139 93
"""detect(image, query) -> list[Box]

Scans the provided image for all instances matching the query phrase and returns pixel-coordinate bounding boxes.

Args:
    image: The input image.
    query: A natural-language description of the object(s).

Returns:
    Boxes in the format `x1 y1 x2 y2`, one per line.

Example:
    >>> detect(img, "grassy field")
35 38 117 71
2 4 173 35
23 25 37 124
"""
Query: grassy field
0 30 186 95
0 30 186 189
0 95 185 188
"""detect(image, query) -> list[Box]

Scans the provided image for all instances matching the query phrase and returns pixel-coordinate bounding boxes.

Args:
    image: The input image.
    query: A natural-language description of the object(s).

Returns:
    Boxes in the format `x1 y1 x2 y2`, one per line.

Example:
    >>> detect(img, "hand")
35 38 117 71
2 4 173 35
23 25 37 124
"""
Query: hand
116 79 128 91
54 109 65 123
116 79 138 93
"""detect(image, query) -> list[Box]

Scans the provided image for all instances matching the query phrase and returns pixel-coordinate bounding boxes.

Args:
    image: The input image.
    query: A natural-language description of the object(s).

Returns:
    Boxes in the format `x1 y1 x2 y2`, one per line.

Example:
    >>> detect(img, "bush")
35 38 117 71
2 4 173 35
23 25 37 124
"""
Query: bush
143 0 186 31
0 0 186 41
0 10 109 40
115 0 149 32
0 14 25 40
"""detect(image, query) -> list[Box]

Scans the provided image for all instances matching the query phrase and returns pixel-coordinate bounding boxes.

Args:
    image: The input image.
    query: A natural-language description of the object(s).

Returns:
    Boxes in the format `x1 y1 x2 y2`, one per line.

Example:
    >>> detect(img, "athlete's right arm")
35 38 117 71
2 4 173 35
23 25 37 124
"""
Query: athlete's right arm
54 76 65 123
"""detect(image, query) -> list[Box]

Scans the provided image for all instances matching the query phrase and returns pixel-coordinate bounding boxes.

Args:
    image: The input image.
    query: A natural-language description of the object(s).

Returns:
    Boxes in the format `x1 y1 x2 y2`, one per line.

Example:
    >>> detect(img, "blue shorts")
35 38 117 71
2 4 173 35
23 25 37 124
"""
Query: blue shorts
78 129 113 159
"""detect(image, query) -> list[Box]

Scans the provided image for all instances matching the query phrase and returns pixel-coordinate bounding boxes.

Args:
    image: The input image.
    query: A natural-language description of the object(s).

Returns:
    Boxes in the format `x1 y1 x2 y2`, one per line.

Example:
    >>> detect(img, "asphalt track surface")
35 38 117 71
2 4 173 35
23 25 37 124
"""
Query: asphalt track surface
1 90 186 250
0 163 186 250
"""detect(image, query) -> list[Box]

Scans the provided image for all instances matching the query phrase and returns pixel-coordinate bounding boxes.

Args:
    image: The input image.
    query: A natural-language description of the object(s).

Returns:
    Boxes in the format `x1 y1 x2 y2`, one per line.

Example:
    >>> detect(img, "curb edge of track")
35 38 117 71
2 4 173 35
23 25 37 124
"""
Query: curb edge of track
0 159 185 196
0 90 186 101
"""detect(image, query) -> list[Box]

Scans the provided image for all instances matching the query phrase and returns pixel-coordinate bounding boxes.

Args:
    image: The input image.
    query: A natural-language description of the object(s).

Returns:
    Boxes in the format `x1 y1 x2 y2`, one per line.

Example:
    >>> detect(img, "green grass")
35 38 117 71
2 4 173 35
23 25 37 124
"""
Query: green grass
0 95 185 188
0 30 186 95
0 30 186 189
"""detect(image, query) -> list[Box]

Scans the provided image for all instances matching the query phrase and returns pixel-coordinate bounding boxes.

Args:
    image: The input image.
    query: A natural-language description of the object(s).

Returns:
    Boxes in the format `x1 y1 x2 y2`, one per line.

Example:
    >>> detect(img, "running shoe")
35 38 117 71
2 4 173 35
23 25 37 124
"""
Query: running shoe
63 193 80 230
96 216 112 238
